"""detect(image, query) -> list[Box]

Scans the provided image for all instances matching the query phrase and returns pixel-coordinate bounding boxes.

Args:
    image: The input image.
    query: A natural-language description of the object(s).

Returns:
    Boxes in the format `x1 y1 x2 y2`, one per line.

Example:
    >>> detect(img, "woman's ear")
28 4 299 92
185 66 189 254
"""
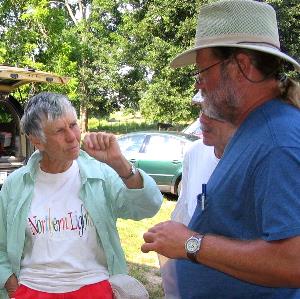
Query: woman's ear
28 135 45 151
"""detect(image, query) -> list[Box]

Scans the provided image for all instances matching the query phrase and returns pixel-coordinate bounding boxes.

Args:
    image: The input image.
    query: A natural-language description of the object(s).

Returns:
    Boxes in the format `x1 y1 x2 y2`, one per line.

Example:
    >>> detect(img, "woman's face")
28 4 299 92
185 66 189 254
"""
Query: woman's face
33 113 81 172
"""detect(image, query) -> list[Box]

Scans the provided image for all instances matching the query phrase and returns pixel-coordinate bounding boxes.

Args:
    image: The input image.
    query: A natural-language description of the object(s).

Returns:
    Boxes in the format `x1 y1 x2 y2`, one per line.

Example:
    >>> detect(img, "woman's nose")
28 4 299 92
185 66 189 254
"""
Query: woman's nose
65 128 76 141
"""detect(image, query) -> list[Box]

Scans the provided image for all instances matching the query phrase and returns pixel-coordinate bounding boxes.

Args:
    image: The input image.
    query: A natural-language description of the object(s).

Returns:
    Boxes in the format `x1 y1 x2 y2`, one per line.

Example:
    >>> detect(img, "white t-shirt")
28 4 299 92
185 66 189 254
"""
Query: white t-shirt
19 161 109 293
159 139 219 298
172 138 219 225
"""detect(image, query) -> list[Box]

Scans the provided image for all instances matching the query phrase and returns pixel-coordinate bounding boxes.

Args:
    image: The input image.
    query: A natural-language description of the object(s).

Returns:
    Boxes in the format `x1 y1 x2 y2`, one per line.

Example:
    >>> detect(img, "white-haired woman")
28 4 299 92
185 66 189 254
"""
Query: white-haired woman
0 92 162 299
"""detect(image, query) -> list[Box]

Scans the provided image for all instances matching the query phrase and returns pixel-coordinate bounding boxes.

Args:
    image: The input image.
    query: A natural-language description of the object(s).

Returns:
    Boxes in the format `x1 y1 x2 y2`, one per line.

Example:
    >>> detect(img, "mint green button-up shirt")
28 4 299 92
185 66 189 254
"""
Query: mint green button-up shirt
0 150 162 298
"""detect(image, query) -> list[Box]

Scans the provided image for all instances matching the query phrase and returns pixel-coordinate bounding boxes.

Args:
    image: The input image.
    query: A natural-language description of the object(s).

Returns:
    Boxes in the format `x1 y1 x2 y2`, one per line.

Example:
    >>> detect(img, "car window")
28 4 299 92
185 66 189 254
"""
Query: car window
145 135 187 160
118 134 146 155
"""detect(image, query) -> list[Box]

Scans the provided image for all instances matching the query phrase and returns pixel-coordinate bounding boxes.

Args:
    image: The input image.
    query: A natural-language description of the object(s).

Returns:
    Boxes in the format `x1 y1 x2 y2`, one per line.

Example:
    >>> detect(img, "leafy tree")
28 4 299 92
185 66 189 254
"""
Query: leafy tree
136 0 300 122
267 0 300 78
0 0 299 128
0 0 77 103
118 0 210 123
0 0 125 131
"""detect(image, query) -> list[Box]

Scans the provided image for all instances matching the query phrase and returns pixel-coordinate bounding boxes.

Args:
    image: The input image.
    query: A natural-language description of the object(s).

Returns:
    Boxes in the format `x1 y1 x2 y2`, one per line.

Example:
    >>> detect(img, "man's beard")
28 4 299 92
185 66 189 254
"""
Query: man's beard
202 68 241 124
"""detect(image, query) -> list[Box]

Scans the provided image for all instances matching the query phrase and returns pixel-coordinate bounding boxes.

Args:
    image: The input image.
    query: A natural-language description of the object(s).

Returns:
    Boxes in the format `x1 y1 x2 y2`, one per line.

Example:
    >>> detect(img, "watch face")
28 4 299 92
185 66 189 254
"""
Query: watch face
131 164 137 175
186 237 200 253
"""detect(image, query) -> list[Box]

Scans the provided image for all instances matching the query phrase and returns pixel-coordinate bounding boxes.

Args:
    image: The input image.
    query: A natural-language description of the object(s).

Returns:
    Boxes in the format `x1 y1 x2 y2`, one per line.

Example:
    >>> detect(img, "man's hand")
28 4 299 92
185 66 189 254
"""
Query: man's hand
4 274 18 298
141 220 194 259
143 222 300 288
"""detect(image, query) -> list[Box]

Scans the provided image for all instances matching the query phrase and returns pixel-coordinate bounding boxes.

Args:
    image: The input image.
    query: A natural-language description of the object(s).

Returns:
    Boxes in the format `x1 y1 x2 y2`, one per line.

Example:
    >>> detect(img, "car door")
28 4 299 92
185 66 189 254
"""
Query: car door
137 134 185 190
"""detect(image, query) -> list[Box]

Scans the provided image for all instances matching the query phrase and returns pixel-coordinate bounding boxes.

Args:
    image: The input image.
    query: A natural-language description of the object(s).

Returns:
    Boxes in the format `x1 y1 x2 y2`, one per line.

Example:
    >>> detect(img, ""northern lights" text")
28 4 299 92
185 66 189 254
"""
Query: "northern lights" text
28 204 94 237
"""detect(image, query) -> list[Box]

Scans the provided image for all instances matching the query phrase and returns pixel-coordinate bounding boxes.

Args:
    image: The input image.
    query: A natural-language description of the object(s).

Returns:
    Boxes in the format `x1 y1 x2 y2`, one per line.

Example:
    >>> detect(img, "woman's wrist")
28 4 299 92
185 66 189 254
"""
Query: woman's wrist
5 274 19 297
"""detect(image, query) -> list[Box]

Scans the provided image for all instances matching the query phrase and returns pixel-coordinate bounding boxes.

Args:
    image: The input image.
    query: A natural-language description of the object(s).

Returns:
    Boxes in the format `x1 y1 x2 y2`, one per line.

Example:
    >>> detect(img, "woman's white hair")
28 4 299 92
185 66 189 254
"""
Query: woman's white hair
21 92 77 142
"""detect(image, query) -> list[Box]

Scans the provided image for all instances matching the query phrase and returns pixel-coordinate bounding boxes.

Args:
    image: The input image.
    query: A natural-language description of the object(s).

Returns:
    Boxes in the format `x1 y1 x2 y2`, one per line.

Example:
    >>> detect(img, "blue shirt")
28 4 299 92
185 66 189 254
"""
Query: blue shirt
176 99 300 298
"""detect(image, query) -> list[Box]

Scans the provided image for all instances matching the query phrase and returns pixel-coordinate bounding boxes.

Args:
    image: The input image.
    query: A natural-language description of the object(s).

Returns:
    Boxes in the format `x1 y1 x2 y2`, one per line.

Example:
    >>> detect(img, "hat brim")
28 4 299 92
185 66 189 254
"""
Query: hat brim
170 44 300 72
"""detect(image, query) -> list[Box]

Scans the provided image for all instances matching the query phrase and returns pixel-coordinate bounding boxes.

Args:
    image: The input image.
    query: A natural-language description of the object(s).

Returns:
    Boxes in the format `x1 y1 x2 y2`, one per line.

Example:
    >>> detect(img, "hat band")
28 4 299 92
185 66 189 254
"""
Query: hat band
195 34 280 50
237 41 281 51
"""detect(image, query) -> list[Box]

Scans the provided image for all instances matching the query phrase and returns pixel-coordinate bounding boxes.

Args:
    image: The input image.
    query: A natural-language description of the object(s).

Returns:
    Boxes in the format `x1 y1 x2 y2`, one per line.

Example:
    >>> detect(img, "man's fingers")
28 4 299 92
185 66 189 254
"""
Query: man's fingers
141 242 156 253
143 231 155 242
142 231 157 253
147 221 169 232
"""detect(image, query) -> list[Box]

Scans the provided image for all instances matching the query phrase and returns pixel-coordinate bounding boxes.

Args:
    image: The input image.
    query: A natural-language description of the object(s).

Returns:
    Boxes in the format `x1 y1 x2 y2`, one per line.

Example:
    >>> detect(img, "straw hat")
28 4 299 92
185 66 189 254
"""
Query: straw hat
170 0 300 71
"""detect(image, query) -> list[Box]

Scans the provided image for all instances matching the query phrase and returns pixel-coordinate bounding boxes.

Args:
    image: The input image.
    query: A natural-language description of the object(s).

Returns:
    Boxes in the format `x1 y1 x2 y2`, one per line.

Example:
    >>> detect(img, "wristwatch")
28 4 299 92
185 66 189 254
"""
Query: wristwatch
120 163 137 180
185 234 204 263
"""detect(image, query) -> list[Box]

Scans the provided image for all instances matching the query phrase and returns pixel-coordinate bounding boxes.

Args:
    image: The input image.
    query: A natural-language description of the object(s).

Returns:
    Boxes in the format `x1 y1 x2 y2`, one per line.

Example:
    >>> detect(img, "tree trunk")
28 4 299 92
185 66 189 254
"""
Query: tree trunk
80 104 88 133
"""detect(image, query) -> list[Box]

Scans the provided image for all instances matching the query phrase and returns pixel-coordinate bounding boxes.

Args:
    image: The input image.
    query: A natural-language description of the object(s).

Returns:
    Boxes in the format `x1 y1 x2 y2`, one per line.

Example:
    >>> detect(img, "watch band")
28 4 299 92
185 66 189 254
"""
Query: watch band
120 163 137 180
187 250 199 263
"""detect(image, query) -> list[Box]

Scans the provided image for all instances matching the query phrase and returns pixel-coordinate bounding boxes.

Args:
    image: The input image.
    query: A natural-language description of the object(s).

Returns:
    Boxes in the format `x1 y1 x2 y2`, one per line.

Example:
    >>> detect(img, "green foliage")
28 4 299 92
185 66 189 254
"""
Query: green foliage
0 107 13 123
116 0 204 122
266 0 300 79
0 0 299 124
139 80 194 123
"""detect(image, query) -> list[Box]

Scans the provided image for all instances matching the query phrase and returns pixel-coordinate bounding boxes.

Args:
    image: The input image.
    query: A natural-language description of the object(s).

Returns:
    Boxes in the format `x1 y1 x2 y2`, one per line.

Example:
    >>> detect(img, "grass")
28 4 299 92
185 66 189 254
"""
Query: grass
88 115 188 135
89 117 158 134
117 197 177 299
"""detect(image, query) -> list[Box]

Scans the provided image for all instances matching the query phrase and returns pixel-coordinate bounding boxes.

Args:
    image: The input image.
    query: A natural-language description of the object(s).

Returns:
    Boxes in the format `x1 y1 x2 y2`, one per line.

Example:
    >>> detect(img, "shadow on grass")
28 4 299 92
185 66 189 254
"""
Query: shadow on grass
127 261 164 299
163 193 178 202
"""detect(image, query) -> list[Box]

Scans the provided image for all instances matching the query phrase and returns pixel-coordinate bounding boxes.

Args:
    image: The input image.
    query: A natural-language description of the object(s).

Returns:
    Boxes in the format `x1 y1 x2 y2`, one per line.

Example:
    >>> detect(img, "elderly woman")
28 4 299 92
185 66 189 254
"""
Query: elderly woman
0 92 162 299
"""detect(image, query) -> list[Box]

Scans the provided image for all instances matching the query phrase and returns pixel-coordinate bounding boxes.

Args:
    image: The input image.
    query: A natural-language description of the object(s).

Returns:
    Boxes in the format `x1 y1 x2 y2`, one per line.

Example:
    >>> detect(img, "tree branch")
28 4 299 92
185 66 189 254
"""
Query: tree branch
64 0 78 25
78 0 84 19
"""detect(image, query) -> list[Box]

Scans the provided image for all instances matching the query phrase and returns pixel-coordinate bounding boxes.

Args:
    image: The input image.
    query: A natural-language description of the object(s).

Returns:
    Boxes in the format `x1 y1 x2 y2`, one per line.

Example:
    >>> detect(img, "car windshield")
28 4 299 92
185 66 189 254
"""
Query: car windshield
118 134 146 155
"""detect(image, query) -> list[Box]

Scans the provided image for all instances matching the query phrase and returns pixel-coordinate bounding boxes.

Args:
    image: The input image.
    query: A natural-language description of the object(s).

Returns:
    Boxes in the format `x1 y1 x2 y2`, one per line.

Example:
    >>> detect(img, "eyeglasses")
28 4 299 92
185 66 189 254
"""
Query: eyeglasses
191 60 226 84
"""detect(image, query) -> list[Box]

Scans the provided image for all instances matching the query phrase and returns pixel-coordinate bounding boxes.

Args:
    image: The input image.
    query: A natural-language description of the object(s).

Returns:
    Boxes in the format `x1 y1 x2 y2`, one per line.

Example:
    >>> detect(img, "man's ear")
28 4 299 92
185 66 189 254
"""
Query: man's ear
28 135 45 151
234 53 262 82
234 53 252 80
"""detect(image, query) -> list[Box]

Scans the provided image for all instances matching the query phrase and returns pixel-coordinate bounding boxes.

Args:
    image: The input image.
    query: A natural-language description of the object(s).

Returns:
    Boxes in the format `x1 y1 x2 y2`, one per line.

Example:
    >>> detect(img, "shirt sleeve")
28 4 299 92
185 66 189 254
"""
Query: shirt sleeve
0 181 15 291
103 166 163 220
254 147 300 241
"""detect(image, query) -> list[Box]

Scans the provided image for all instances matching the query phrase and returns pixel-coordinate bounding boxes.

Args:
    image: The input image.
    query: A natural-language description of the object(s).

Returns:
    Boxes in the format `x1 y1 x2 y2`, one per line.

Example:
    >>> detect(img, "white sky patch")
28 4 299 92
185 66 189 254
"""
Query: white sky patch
118 65 134 76
118 3 134 13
